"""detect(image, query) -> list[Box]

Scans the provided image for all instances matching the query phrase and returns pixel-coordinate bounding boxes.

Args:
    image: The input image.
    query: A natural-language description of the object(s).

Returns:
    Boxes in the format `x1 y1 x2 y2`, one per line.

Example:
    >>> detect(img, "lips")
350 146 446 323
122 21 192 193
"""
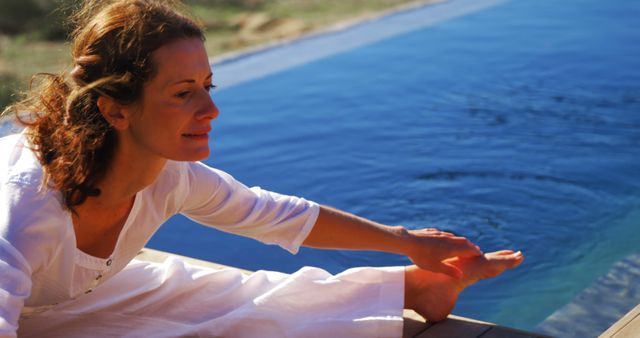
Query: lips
182 128 211 140
182 128 211 138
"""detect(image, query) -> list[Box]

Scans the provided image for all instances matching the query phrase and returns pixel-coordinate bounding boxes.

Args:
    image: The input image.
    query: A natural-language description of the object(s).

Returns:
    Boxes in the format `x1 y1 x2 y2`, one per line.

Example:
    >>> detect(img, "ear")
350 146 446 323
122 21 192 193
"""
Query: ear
97 96 129 130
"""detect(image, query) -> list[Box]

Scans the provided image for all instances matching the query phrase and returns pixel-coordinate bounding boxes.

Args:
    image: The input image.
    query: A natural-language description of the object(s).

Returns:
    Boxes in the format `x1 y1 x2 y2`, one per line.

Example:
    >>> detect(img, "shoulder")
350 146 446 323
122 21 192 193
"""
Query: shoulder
150 161 241 214
138 161 218 215
156 160 231 189
0 133 70 272
0 132 44 187
0 185 70 273
0 132 61 222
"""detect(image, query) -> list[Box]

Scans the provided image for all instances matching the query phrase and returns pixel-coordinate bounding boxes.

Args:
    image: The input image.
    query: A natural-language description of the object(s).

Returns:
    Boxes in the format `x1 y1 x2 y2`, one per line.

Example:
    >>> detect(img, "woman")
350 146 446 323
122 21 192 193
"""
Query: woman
0 0 523 337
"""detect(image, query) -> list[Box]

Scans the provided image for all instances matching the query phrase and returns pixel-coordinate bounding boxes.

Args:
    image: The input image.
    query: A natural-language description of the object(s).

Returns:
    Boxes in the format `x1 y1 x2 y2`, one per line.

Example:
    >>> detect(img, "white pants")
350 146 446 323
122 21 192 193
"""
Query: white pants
18 258 405 338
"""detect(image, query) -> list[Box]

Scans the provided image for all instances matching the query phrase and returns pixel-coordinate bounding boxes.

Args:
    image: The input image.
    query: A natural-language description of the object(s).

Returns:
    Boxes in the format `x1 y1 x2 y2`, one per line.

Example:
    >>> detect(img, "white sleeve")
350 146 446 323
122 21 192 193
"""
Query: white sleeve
0 238 32 338
0 178 68 338
178 162 319 254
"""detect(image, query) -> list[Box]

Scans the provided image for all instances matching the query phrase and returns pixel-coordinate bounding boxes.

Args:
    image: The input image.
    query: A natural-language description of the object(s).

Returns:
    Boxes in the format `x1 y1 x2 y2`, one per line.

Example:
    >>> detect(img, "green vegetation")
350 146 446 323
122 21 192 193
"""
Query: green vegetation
1 0 424 110
0 73 20 110
0 0 76 40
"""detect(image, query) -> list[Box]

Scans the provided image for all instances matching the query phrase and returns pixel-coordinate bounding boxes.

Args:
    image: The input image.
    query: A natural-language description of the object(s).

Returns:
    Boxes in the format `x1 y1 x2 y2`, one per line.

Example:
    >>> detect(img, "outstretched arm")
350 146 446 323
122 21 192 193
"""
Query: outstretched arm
302 205 482 278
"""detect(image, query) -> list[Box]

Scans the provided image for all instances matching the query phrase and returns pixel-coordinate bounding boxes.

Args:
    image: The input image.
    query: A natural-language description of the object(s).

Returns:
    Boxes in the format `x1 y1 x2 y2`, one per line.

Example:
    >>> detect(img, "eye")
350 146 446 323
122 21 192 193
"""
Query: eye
205 84 217 92
175 90 191 99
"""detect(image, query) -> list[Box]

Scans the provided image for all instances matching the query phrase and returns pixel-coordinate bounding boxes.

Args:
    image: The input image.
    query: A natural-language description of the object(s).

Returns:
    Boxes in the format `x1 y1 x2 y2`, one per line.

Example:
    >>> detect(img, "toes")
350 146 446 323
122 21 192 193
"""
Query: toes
504 251 524 261
485 250 524 260
494 251 524 268
481 250 524 272
490 250 516 256
511 251 525 266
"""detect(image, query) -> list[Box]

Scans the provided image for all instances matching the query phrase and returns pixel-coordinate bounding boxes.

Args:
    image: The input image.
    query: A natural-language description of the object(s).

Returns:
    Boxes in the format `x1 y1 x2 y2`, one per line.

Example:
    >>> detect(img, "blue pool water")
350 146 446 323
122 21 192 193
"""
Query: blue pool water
147 0 640 333
3 0 624 335
0 0 637 334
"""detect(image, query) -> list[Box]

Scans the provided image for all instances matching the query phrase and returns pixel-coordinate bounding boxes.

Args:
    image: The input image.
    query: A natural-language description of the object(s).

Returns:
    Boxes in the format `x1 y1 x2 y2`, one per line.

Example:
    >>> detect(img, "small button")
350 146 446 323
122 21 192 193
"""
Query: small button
106 259 112 266
85 289 93 294
95 274 103 280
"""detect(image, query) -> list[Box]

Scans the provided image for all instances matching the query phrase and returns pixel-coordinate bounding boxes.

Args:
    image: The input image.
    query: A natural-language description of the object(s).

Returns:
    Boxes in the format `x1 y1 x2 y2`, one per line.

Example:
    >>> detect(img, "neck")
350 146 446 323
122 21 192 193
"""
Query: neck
92 135 167 207
71 134 166 257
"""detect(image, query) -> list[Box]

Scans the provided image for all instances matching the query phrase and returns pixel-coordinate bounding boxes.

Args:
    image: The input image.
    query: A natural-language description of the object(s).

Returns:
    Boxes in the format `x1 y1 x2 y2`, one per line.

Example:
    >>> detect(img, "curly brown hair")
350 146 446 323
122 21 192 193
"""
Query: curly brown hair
1 0 204 211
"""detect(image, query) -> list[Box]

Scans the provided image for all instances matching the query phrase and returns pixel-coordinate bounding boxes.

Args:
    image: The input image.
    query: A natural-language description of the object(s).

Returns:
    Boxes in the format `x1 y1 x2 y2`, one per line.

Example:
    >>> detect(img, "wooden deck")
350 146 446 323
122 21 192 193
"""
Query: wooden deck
599 303 640 338
402 310 551 338
137 248 551 338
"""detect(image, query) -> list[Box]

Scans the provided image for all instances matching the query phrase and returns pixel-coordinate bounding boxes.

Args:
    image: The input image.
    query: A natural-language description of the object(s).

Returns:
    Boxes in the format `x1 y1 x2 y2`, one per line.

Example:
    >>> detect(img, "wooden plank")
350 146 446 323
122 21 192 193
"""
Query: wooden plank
403 309 427 323
599 304 640 338
416 316 492 338
481 326 555 338
611 314 640 338
136 248 253 274
403 310 432 337
403 316 431 337
448 314 495 325
402 311 552 338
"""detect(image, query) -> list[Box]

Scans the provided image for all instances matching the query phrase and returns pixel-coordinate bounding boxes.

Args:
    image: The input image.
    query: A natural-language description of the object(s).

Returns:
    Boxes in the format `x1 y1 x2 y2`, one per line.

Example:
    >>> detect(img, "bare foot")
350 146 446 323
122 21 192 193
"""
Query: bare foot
404 250 524 322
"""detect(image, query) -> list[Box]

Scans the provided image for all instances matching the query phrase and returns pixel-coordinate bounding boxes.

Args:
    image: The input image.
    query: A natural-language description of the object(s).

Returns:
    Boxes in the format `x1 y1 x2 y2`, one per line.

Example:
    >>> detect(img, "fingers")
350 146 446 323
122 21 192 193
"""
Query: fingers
414 229 476 246
408 227 483 275
419 228 456 237
417 229 481 253
444 237 483 257
410 228 483 257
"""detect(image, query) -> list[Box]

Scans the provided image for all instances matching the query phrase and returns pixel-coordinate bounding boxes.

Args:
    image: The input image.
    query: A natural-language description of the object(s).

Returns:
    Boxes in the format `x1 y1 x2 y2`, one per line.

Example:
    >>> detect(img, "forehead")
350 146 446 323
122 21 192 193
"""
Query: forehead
149 38 210 85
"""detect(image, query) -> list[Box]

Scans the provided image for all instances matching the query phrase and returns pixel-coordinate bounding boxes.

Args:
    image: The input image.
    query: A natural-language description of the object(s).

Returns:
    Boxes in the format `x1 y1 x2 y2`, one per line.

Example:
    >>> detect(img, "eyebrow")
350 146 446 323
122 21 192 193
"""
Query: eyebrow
169 72 213 86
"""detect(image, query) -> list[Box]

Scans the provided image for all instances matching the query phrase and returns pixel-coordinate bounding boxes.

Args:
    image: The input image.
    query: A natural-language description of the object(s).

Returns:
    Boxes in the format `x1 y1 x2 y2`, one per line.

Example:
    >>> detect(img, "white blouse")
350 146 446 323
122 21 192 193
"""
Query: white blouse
0 133 321 335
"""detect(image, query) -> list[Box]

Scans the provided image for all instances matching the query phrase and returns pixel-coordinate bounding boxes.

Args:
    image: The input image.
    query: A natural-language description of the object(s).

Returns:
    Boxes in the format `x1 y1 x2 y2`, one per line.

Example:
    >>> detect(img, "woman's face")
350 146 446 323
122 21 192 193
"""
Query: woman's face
123 37 219 162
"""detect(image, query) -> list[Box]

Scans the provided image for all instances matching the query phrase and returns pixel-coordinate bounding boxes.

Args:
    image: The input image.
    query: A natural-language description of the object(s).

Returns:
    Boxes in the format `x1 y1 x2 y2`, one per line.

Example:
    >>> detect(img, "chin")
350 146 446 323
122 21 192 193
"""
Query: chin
191 148 211 161
171 148 210 162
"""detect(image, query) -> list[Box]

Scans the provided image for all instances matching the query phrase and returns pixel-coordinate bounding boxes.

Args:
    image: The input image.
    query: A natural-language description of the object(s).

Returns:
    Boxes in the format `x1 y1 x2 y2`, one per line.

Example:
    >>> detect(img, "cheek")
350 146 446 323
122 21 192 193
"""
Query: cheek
143 102 184 131
134 91 192 137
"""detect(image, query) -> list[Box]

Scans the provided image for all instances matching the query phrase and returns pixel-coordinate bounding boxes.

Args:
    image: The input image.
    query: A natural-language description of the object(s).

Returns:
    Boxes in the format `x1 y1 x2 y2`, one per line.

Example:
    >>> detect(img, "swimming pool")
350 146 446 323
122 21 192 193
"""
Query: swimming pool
147 0 639 333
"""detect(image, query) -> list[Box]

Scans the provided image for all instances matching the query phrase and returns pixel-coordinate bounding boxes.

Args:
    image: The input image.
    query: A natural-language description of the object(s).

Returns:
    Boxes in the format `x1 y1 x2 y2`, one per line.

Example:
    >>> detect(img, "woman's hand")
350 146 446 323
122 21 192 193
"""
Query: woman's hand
403 228 483 278
304 206 482 278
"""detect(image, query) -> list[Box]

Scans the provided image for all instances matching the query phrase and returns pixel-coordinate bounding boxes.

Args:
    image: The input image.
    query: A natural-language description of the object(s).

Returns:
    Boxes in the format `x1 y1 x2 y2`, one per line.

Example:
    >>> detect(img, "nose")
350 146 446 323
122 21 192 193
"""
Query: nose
196 91 220 120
